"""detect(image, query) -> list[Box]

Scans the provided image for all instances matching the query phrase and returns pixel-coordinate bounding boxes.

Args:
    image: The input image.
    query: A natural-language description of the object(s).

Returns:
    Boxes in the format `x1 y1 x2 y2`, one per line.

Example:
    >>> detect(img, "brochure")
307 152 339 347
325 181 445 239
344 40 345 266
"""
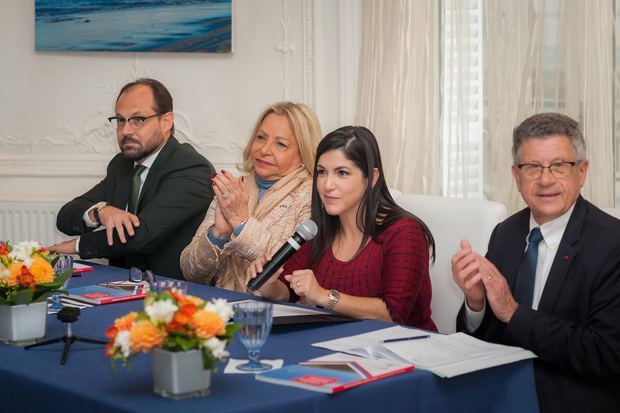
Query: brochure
256 353 414 393
67 281 148 305
72 262 94 274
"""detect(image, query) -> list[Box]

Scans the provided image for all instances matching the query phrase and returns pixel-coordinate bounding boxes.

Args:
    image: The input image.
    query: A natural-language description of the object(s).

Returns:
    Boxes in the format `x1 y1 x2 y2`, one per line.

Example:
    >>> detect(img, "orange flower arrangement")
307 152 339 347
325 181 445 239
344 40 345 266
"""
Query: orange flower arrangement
30 255 56 284
106 290 240 369
130 320 167 353
191 310 226 339
0 241 70 305
115 312 138 330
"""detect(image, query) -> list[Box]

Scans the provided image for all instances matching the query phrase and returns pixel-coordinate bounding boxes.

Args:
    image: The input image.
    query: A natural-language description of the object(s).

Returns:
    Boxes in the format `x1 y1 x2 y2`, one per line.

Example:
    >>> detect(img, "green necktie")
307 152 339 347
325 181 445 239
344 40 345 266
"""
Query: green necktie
128 164 146 214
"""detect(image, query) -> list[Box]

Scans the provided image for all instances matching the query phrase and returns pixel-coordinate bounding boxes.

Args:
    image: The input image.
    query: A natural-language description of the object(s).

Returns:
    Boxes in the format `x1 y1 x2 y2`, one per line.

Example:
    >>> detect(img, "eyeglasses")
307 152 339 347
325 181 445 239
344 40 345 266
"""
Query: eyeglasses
516 161 581 180
107 113 161 130
128 267 156 284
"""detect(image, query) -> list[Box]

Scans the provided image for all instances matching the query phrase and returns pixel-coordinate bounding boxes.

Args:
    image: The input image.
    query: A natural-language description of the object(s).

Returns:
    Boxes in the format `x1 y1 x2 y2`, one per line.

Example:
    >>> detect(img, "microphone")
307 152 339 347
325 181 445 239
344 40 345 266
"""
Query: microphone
247 219 318 291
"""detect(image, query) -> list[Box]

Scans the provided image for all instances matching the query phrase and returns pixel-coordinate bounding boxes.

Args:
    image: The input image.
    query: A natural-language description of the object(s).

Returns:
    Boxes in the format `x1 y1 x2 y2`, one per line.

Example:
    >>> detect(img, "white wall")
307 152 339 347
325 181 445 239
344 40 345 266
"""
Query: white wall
0 0 361 241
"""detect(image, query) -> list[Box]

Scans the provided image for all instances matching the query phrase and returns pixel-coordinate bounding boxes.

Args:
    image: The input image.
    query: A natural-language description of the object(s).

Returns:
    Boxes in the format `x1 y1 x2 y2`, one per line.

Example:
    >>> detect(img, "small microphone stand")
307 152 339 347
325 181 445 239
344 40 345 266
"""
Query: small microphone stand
25 307 106 365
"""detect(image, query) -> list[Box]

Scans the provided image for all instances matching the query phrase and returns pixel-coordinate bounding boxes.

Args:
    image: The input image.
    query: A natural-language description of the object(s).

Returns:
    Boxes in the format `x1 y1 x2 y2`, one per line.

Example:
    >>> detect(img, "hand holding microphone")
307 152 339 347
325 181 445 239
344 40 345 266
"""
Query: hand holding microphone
247 219 318 292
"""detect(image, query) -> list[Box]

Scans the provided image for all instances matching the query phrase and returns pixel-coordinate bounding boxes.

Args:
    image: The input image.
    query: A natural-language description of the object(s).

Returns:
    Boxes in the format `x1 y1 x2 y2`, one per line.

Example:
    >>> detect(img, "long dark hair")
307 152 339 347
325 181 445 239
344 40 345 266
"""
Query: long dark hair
310 126 435 266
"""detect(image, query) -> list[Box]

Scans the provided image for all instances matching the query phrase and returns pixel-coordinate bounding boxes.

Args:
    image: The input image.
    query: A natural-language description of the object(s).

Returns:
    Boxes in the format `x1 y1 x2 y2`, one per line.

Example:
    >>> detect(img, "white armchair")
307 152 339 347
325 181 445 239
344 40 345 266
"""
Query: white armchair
393 194 508 333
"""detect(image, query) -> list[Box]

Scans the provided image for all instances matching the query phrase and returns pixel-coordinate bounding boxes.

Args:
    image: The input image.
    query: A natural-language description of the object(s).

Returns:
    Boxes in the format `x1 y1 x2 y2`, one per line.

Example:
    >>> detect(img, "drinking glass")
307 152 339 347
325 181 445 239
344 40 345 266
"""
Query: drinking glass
233 301 273 372
49 256 73 312
150 280 187 295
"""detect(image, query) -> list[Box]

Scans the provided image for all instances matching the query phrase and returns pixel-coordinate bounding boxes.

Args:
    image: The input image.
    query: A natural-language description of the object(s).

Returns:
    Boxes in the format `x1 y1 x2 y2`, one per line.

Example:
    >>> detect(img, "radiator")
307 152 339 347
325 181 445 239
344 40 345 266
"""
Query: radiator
0 201 68 246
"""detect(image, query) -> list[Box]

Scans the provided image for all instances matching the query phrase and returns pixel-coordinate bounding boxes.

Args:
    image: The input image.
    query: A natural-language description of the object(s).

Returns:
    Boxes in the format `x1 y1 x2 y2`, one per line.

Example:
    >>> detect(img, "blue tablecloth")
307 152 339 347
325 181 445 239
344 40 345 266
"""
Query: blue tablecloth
0 264 539 413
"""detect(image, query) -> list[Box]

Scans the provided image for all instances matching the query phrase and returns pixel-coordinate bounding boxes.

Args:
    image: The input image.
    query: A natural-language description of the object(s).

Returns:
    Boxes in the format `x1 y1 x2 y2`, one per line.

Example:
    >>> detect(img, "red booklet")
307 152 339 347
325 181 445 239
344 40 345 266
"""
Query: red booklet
66 281 148 305
256 353 414 393
72 262 94 274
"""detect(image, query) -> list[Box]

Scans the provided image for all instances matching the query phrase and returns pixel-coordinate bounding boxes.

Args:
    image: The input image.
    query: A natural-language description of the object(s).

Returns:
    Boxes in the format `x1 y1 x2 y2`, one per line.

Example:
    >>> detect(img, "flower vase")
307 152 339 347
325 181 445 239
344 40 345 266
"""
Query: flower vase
152 348 212 400
0 301 47 344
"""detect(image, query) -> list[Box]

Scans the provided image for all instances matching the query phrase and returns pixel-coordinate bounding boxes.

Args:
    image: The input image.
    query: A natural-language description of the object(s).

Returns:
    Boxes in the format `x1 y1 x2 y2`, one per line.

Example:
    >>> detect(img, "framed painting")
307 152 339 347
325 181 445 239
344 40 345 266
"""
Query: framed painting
35 0 232 53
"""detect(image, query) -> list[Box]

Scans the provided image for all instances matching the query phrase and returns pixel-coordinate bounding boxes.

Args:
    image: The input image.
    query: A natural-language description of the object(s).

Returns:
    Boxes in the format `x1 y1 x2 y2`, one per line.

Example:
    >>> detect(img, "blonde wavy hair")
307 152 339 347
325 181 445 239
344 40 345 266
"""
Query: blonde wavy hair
239 101 322 175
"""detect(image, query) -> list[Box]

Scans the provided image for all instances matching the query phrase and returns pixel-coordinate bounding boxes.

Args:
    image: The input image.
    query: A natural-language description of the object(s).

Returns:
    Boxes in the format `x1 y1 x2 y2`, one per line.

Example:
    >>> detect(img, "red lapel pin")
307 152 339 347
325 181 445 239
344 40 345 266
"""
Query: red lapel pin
563 255 569 260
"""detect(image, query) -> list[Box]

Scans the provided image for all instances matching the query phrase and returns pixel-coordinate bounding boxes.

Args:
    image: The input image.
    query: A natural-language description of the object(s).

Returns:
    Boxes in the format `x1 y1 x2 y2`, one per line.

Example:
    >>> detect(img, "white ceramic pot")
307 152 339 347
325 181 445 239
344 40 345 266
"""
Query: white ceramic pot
0 301 47 344
152 348 212 400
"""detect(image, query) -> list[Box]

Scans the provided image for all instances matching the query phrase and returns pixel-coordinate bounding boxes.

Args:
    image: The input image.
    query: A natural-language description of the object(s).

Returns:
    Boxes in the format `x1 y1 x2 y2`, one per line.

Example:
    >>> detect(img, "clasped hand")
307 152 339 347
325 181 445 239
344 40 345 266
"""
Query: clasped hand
451 239 519 323
211 170 249 237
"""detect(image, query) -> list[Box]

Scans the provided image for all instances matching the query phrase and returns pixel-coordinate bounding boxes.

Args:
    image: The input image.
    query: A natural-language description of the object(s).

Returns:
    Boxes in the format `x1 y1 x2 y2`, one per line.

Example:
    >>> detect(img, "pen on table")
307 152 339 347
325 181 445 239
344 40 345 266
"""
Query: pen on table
383 335 431 343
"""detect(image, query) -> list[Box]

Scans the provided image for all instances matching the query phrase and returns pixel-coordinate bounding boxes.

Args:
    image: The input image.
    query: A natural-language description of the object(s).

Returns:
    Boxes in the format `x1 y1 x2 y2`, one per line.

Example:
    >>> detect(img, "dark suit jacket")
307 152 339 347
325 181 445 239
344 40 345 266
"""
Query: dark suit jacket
57 136 215 278
457 196 620 412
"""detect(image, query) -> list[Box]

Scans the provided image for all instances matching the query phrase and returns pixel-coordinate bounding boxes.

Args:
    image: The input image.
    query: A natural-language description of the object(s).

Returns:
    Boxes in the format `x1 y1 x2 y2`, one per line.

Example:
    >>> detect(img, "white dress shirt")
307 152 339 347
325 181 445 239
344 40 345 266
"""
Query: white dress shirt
464 204 575 332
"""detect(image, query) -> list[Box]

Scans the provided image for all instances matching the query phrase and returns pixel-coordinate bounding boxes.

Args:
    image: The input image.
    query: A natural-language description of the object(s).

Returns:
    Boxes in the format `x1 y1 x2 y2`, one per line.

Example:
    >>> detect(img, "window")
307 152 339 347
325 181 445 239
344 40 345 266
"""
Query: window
441 0 484 199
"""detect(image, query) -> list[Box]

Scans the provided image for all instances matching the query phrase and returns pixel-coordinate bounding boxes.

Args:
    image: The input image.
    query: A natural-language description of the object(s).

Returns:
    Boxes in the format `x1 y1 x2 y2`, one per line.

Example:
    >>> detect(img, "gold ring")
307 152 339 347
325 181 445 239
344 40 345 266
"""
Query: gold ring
487 276 493 280
222 192 230 200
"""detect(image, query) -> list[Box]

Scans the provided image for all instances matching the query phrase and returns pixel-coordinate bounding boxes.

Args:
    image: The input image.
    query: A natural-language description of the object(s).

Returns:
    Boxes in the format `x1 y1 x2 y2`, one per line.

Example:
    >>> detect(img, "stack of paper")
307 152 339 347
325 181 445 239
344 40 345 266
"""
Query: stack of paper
47 298 94 314
232 299 354 325
312 326 536 378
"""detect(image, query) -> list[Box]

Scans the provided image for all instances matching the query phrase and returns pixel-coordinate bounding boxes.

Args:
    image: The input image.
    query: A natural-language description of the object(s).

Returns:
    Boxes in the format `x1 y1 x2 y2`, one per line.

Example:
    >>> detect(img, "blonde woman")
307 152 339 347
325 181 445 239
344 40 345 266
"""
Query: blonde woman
180 102 322 292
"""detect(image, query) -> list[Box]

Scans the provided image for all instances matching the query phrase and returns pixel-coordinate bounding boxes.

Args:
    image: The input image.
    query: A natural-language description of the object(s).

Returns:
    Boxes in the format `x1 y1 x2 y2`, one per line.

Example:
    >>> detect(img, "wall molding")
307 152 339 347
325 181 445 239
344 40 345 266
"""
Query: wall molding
276 0 291 100
0 156 109 177
338 0 361 125
0 156 239 178
2 1 321 180
303 0 316 107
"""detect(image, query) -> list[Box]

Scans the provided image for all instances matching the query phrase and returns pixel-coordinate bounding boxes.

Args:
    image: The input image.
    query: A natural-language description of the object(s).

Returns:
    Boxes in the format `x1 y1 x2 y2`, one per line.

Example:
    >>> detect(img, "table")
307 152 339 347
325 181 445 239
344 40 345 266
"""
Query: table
0 264 539 413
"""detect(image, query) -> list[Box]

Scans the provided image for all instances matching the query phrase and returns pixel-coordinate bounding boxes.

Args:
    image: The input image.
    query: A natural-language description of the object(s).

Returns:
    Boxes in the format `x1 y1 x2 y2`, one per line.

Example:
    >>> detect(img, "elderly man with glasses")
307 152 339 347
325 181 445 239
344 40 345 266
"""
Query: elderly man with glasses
452 113 620 412
51 78 215 279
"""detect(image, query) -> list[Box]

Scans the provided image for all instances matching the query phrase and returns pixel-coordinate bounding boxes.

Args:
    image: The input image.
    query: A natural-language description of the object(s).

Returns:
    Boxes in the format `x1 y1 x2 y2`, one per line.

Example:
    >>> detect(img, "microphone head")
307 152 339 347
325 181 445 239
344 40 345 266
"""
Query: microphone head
296 219 318 241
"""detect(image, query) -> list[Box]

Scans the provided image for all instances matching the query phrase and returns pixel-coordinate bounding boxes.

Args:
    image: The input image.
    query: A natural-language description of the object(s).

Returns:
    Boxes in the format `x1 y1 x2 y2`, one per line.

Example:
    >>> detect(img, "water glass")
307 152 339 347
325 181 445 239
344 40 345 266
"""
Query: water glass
150 280 187 295
233 301 273 372
50 256 74 311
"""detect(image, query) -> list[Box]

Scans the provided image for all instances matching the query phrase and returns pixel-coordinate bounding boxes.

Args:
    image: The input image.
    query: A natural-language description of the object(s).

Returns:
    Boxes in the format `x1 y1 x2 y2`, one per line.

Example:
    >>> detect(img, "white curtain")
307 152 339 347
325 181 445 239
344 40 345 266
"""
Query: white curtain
485 0 615 212
484 0 545 212
441 0 482 198
561 0 615 208
356 0 616 208
355 0 442 195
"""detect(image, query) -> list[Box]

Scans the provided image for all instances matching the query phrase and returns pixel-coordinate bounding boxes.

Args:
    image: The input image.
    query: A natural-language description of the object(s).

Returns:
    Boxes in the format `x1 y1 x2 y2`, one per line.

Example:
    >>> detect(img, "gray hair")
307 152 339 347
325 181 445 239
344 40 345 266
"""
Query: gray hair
512 113 586 164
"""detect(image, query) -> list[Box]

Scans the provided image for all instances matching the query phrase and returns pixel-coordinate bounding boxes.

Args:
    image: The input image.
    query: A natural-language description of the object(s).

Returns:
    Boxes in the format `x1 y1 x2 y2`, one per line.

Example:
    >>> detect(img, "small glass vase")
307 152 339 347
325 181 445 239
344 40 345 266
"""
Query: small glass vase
152 348 212 400
0 301 47 345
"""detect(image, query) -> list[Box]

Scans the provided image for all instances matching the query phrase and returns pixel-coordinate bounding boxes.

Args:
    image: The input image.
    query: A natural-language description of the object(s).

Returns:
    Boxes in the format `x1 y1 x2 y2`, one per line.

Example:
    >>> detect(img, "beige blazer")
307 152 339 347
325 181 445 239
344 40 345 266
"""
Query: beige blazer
180 166 312 293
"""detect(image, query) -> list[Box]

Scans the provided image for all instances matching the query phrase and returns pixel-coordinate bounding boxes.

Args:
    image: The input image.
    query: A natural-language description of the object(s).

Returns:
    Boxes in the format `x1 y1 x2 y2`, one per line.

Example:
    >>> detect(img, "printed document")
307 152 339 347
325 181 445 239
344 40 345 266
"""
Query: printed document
313 326 536 378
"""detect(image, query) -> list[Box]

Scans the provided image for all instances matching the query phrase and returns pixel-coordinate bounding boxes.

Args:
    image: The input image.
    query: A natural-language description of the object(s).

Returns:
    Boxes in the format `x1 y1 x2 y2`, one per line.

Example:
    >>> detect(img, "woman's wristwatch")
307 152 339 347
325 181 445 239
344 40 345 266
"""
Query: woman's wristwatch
326 289 340 310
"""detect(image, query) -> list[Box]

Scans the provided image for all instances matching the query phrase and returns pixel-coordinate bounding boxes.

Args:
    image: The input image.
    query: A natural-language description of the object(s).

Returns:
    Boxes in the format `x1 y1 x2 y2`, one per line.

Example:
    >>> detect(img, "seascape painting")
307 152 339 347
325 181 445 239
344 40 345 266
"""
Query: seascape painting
35 0 232 53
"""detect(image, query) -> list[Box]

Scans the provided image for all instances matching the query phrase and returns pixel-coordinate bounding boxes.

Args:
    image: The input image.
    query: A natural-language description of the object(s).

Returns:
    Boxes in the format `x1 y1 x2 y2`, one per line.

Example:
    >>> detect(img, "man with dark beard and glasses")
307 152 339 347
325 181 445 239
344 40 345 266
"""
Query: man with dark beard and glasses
52 79 215 278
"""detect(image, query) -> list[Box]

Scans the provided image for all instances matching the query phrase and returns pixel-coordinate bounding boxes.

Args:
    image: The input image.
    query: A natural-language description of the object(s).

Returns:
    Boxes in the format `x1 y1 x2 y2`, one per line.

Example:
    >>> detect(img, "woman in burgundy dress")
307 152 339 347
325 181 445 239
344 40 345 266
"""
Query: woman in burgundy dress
249 126 436 330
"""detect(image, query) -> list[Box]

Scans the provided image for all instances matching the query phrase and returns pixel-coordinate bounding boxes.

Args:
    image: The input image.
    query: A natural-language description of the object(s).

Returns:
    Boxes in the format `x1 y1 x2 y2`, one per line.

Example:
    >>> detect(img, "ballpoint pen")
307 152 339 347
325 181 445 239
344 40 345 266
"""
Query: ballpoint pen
383 335 431 343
